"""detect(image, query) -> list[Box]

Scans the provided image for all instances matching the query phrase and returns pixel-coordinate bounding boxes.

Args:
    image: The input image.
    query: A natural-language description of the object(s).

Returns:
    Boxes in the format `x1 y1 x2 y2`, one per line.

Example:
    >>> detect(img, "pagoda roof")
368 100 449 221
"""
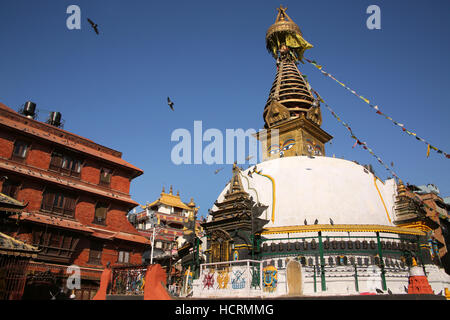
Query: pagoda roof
142 188 196 211
0 232 40 258
0 192 27 213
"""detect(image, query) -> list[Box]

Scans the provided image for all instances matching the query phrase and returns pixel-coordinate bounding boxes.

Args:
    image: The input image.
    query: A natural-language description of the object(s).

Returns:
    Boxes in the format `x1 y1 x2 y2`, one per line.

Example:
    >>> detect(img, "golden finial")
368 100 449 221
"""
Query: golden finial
169 185 173 195
188 198 196 208
397 179 407 197
266 6 313 62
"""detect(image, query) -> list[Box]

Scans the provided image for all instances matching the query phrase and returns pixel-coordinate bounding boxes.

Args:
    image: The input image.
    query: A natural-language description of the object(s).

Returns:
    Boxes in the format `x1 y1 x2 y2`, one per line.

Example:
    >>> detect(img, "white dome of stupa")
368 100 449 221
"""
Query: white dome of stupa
211 156 398 228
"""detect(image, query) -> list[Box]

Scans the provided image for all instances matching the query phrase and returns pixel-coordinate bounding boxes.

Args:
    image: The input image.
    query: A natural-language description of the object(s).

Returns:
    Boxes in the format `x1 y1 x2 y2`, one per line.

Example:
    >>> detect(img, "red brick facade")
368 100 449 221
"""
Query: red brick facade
0 102 146 299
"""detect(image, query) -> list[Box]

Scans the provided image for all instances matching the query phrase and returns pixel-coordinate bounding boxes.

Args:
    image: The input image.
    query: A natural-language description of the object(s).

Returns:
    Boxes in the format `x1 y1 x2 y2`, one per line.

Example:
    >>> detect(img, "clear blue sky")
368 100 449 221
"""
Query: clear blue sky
1 0 449 218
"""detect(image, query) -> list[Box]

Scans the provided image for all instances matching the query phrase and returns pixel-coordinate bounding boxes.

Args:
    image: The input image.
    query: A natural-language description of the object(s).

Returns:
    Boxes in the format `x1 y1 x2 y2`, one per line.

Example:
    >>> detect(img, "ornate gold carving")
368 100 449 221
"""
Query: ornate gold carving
265 100 290 127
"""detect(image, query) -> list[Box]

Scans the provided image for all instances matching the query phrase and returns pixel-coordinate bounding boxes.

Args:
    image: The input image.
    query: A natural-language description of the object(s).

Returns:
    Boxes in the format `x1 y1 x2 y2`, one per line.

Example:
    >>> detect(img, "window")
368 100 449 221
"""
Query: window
118 251 130 264
41 189 77 217
12 140 29 161
99 168 112 186
1 180 21 199
32 229 78 261
88 242 103 265
49 151 82 177
93 202 108 225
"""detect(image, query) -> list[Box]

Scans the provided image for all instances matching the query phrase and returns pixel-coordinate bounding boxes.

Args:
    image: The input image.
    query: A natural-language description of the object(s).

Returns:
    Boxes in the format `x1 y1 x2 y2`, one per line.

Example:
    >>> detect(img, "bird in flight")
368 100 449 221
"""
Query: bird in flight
87 18 99 35
214 167 224 174
167 97 174 111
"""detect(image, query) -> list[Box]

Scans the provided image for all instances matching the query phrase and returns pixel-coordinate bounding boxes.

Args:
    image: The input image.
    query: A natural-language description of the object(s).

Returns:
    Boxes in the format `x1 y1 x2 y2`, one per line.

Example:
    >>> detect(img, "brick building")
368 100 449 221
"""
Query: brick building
0 101 147 300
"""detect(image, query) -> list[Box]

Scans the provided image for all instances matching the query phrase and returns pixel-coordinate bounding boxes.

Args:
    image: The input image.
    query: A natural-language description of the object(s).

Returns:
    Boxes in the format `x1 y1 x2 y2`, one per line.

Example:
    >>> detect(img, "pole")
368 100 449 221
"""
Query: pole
318 231 326 291
376 232 387 290
313 265 317 293
150 227 156 265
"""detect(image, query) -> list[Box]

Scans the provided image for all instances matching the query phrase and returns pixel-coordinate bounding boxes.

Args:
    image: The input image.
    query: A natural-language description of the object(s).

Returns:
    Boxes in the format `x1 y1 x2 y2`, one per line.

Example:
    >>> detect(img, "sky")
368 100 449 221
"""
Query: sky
0 0 449 218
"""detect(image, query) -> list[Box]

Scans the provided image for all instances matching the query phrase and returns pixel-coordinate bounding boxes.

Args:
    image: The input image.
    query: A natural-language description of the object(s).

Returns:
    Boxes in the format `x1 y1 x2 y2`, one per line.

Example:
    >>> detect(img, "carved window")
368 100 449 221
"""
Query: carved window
32 228 79 262
1 179 21 199
12 140 29 161
93 202 108 225
210 238 230 263
88 242 103 265
41 189 77 218
49 151 82 178
99 168 112 186
118 250 130 264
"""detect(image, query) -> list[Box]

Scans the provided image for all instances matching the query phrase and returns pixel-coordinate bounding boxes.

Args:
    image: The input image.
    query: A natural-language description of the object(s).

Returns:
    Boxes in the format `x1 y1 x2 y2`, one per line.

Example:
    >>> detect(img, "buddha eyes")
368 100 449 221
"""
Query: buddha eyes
269 148 280 155
282 143 294 151
268 139 296 155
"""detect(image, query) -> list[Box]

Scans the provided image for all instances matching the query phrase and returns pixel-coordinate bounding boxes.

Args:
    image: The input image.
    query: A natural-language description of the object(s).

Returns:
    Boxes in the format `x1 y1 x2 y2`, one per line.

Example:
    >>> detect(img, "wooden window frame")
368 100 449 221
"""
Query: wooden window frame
99 167 113 187
41 188 77 218
49 150 83 178
32 228 79 261
11 140 30 162
93 201 109 225
1 179 21 199
117 250 130 264
88 241 103 265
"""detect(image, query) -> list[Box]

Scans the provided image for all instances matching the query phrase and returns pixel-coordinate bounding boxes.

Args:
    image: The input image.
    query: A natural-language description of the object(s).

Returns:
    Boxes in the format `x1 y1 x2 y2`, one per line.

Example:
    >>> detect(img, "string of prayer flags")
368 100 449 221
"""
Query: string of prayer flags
305 58 449 159
311 88 400 180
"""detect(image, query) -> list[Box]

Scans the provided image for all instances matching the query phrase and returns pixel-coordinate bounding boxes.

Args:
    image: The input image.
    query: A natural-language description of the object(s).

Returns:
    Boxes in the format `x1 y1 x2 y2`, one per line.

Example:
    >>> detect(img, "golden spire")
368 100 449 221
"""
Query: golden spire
188 198 196 208
397 179 407 197
169 185 173 195
266 5 313 62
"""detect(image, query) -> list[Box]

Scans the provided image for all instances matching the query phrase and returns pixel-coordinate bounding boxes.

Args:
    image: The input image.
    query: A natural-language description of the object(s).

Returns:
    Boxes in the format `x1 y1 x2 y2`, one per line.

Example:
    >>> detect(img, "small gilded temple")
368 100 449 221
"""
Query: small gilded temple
191 6 450 298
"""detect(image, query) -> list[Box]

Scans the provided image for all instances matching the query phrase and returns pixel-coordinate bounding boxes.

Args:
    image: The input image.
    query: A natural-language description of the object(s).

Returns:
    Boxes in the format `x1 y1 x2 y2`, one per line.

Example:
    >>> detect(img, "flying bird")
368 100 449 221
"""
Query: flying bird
314 219 318 225
329 218 334 225
214 167 224 174
246 155 254 161
87 18 99 35
167 97 174 111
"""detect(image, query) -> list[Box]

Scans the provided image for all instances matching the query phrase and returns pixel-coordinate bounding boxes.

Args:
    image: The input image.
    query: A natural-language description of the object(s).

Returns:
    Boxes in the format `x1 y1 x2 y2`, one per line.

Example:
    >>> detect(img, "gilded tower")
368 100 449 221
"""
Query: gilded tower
257 6 333 161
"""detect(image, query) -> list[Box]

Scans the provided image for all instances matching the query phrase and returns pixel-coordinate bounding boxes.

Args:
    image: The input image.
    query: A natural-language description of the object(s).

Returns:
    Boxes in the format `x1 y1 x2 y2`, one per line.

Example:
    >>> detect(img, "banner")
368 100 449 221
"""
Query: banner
311 88 400 180
305 58 449 159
